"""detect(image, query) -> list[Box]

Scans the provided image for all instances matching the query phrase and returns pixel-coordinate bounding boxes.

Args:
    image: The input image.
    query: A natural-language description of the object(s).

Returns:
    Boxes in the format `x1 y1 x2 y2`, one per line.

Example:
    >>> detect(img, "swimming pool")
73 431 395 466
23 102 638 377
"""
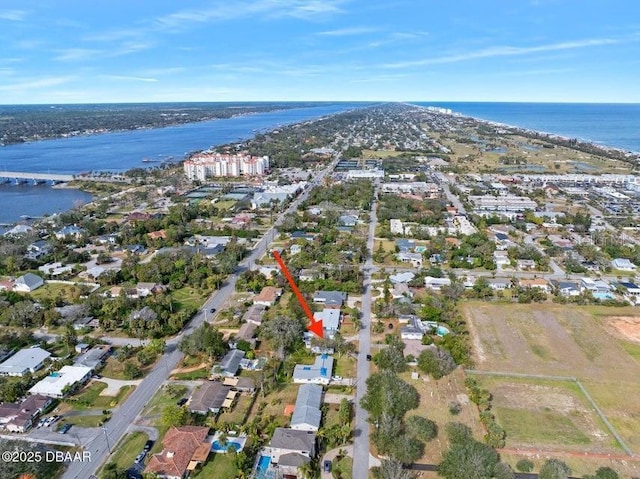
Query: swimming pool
436 325 450 337
211 440 243 452
255 455 273 479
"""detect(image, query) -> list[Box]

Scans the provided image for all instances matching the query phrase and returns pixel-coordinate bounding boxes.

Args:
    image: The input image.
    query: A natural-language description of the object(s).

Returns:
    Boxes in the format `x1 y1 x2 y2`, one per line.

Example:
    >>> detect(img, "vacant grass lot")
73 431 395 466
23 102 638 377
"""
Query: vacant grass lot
464 301 640 458
171 286 210 311
65 381 134 410
109 431 148 471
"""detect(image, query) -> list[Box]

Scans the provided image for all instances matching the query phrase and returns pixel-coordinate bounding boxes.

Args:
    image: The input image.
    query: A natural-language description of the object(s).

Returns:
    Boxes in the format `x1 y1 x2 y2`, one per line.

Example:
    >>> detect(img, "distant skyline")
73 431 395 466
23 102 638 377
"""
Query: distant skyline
1 0 639 104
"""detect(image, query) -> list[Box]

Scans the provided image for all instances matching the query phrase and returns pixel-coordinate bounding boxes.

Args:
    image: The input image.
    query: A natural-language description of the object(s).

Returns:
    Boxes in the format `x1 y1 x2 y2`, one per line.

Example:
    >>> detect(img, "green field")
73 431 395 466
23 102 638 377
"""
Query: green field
171 286 210 311
193 452 237 478
108 431 149 471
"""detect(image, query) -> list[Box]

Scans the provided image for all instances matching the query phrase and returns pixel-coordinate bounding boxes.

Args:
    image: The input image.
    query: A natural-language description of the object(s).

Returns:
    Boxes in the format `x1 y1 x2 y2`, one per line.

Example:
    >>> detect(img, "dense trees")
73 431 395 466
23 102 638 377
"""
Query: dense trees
179 323 228 360
417 347 456 379
260 316 306 359
538 459 571 479
438 423 500 479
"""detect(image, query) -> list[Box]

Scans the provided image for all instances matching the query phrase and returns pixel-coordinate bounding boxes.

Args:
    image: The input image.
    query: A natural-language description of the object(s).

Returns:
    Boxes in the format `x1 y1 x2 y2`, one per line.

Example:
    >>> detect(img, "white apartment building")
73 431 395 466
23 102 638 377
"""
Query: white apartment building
183 153 269 180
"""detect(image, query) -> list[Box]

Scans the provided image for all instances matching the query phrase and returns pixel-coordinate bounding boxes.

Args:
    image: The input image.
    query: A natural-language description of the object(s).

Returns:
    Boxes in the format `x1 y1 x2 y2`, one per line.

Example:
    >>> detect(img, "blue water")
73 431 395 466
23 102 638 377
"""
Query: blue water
0 103 361 224
414 102 640 153
212 440 243 452
255 455 272 479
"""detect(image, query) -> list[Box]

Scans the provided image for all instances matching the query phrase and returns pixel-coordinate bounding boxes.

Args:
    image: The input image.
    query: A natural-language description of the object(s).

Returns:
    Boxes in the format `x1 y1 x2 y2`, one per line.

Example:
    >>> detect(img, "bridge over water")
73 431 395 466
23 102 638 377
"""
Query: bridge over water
0 171 75 182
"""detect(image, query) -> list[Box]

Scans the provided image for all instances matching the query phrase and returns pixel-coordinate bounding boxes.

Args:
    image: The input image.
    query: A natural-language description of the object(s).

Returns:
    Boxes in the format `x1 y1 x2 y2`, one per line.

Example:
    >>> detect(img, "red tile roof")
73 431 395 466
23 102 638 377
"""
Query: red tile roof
145 426 209 478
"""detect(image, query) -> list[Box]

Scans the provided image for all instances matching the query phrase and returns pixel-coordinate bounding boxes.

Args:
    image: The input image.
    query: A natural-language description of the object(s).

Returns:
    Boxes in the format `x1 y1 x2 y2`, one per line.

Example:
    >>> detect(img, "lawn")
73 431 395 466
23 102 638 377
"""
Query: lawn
217 395 254 426
193 452 237 479
65 381 134 410
142 384 188 418
214 200 237 210
171 367 210 381
108 431 149 471
331 456 353 479
62 414 106 428
171 286 210 311
334 356 356 378
29 282 78 301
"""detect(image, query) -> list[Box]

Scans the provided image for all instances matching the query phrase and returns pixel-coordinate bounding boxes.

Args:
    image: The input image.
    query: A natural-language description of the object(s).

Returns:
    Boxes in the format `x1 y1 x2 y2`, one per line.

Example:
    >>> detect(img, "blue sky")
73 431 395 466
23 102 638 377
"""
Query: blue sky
1 0 639 103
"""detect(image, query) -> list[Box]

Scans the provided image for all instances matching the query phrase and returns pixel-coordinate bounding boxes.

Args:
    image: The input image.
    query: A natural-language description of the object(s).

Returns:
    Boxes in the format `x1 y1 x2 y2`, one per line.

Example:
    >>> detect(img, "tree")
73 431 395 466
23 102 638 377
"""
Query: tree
493 462 515 479
123 362 142 379
538 459 571 479
445 422 472 445
179 323 227 360
374 344 406 373
516 459 534 473
261 315 305 359
438 437 499 479
162 405 189 427
374 459 416 479
405 415 437 442
360 372 419 423
417 347 456 379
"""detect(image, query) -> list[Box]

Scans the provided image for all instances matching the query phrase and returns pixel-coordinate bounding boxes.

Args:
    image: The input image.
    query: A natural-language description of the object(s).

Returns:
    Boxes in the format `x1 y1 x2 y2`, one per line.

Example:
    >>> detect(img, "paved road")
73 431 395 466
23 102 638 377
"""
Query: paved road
352 184 378 479
62 156 339 479
435 172 466 215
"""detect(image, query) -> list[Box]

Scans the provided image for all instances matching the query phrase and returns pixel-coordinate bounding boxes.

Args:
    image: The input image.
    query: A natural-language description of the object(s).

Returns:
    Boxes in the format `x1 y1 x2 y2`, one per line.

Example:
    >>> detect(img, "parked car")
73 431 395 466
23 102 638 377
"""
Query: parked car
210 308 216 313
366 354 372 361
324 460 332 473
144 440 155 452
58 424 72 434
135 452 146 464
176 397 188 406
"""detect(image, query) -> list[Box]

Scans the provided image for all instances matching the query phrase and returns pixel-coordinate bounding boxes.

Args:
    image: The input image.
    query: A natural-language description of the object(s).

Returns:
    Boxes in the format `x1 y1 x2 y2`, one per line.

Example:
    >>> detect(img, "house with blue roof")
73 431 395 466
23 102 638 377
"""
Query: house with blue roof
292 355 334 385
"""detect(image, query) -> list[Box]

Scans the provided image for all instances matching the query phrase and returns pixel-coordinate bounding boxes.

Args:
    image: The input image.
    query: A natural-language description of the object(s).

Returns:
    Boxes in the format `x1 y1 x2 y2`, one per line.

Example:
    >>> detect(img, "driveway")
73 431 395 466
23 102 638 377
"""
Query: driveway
99 378 143 396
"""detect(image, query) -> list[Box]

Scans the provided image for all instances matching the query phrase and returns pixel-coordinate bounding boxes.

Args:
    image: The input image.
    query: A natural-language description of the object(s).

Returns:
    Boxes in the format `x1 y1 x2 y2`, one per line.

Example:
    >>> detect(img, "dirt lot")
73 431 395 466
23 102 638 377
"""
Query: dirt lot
463 301 640 461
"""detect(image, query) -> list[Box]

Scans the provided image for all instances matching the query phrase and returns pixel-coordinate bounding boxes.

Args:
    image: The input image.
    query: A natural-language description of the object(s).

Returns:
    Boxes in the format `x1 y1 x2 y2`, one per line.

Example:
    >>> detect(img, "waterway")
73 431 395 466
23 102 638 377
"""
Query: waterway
0 103 362 226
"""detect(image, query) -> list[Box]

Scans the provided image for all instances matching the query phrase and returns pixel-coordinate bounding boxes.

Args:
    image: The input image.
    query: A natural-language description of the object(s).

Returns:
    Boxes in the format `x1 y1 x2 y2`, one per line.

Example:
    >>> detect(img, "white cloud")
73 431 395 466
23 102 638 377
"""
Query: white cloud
54 48 102 62
384 37 626 69
101 75 158 83
317 26 376 36
0 10 27 21
0 76 74 92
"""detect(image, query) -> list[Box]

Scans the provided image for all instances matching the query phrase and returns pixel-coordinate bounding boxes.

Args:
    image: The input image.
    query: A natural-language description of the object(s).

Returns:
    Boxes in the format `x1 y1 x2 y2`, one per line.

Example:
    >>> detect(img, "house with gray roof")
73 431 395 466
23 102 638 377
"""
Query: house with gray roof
313 291 347 308
212 349 245 377
313 309 340 338
293 355 333 385
188 381 232 415
13 273 44 293
242 303 267 325
73 345 111 371
290 384 323 431
268 428 316 464
0 347 51 377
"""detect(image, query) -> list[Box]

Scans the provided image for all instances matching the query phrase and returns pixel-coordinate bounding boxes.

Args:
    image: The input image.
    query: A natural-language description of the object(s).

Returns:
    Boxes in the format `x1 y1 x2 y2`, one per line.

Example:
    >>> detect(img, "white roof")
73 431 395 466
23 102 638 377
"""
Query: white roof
0 347 51 375
390 272 415 284
28 365 91 397
314 309 340 331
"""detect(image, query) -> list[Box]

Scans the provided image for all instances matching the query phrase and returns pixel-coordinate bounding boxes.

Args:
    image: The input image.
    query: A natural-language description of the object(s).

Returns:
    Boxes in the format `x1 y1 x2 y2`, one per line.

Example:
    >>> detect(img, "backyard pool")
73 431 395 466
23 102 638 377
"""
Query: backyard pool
255 455 274 479
212 440 243 452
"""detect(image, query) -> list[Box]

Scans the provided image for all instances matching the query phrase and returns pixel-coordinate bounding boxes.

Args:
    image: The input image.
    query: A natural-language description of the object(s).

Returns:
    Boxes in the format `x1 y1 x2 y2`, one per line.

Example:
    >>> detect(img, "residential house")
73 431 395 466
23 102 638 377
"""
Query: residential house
25 240 53 260
222 376 256 395
3 224 33 237
580 278 614 297
493 250 511 267
299 269 322 282
0 395 52 433
519 278 550 292
314 309 340 339
392 283 413 300
268 428 316 467
424 276 452 291
293 355 334 385
258 266 279 278
147 230 167 241
487 278 511 291
231 322 257 349
389 272 415 284
396 252 422 267
338 214 358 227
242 304 267 325
145 426 210 479
13 273 44 293
212 350 245 377
0 279 14 291
129 306 158 323
313 291 347 308
55 225 85 240
136 282 164 297
290 384 323 432
254 286 283 307
612 258 637 271
395 239 415 253
0 347 51 377
28 365 92 398
617 282 640 297
73 316 99 330
188 381 232 415
516 259 537 271
390 219 404 235
73 345 111 371
289 231 316 241
551 280 581 297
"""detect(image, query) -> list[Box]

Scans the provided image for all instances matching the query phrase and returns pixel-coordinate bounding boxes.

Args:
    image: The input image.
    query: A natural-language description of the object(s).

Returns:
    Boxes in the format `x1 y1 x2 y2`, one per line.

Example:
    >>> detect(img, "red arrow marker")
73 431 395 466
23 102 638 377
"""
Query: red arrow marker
272 250 323 338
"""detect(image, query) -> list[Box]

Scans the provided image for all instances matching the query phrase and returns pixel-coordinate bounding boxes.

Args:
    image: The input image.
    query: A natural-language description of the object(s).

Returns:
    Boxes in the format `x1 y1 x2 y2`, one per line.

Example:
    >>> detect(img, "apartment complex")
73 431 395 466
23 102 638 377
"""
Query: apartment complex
183 153 269 180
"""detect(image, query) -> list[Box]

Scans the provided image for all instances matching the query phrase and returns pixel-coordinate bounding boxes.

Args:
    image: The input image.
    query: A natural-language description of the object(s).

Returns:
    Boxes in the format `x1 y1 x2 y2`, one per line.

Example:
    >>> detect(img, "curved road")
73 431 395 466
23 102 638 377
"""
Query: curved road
62 159 338 479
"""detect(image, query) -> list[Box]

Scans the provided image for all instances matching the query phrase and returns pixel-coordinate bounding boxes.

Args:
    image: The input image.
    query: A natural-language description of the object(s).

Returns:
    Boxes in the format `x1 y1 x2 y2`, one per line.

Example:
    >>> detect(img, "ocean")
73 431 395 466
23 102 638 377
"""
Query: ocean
414 102 640 153
0 103 361 226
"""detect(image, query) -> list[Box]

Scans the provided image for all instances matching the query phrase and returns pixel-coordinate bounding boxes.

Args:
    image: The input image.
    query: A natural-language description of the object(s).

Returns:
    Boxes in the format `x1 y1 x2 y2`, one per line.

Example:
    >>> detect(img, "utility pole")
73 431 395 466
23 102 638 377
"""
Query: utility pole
102 425 111 454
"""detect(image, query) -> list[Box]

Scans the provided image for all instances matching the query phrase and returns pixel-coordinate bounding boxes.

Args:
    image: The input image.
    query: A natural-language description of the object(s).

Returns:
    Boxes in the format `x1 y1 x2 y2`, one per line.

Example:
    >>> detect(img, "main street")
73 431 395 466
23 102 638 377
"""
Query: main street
352 183 378 479
63 159 338 479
